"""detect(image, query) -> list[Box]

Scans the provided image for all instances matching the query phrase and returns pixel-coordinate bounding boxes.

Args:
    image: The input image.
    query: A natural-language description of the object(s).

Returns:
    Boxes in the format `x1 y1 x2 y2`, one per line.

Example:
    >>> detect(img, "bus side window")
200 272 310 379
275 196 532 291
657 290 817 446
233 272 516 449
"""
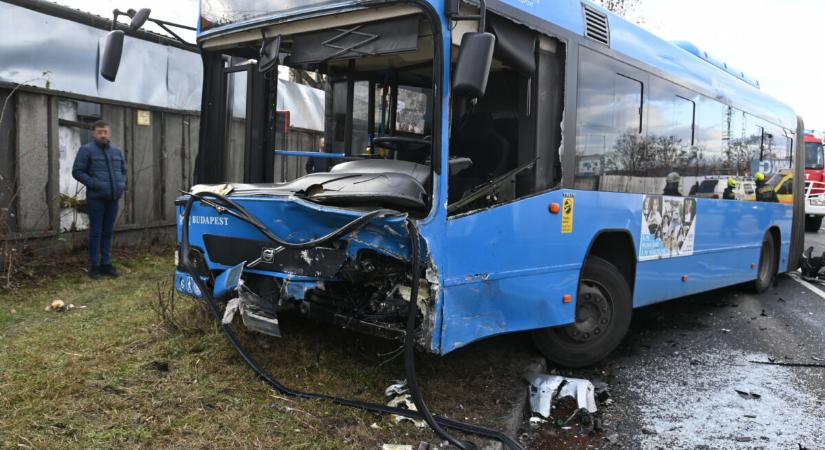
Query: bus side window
448 18 564 215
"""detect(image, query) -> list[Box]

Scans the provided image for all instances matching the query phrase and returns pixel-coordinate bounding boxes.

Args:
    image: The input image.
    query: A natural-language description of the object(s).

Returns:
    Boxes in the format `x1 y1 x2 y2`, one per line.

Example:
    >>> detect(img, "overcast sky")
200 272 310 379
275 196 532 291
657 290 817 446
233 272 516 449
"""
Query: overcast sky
636 0 825 132
56 0 825 130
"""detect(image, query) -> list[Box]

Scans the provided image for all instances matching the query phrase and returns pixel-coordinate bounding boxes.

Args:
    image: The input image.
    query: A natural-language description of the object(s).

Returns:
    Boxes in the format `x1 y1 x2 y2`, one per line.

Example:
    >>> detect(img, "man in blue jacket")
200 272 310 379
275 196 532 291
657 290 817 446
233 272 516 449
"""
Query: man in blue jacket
72 121 127 279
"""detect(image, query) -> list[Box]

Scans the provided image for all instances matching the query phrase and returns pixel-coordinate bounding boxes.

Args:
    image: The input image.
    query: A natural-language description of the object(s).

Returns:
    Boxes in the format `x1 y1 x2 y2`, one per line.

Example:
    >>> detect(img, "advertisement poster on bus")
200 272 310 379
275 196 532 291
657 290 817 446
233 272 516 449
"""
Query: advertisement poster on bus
640 195 697 260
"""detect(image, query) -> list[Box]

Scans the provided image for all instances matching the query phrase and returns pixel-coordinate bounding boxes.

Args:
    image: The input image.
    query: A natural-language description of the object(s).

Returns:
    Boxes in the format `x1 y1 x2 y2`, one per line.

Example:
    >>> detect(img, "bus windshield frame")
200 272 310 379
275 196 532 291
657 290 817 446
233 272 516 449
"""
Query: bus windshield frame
199 0 366 35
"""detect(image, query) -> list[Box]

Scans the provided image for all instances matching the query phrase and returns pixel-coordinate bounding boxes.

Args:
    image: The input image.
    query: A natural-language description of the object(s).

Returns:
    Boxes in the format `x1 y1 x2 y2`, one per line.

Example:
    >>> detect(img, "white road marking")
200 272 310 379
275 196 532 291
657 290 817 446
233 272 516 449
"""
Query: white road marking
788 271 825 300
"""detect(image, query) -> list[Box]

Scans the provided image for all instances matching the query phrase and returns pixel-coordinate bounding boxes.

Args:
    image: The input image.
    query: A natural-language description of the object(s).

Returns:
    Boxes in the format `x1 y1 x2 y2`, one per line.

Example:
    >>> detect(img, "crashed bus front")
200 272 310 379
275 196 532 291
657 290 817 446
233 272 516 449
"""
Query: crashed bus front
174 1 453 353
174 185 439 347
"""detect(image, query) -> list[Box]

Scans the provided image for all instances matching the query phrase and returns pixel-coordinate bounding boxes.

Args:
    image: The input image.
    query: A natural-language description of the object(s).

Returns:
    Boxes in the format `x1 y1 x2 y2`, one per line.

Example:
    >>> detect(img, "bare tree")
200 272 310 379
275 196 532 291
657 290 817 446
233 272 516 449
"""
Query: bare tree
593 0 644 23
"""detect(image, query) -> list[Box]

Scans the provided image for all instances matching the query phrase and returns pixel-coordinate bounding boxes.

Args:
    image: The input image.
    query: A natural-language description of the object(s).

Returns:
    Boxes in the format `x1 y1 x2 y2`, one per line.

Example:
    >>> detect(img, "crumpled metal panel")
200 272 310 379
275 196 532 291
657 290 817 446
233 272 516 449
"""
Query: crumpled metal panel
0 3 202 111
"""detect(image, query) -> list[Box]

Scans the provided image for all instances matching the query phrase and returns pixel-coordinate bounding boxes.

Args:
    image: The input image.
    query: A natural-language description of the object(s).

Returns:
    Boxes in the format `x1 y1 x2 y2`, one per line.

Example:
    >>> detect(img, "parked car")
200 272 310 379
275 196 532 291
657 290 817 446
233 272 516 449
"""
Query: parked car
694 177 756 201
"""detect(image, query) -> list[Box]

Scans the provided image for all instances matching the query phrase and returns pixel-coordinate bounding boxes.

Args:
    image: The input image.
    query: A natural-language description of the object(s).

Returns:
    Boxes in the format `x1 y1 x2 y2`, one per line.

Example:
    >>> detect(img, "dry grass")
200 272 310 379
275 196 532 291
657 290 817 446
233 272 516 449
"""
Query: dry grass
0 250 536 449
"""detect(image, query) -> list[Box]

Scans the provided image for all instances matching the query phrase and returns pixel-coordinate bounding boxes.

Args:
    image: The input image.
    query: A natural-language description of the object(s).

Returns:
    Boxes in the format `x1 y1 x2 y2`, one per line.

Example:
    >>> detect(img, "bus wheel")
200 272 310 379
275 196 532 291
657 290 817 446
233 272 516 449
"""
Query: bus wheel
752 232 778 293
531 256 632 368
805 216 823 233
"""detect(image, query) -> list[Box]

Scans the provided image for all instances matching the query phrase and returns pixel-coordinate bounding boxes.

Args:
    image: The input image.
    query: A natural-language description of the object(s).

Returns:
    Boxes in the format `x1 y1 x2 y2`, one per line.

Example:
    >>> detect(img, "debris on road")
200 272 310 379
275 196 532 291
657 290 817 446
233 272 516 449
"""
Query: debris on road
749 360 825 369
735 389 762 400
523 373 597 418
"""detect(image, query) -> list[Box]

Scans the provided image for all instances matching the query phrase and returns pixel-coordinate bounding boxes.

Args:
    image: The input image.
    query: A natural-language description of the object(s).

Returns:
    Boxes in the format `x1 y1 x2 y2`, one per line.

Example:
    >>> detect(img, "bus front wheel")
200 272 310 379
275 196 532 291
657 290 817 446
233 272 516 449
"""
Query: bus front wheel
531 256 632 368
752 232 778 293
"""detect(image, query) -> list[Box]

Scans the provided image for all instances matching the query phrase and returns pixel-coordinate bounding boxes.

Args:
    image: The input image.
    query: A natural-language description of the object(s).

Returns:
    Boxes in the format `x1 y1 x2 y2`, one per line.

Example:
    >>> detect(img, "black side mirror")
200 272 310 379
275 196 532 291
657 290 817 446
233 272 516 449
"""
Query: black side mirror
100 30 125 82
452 32 495 99
129 8 151 32
259 35 282 73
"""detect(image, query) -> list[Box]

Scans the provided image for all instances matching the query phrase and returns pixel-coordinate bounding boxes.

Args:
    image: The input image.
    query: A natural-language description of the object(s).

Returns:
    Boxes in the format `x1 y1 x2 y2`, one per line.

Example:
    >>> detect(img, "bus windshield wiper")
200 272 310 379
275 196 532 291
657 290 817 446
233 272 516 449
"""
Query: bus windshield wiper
448 158 539 214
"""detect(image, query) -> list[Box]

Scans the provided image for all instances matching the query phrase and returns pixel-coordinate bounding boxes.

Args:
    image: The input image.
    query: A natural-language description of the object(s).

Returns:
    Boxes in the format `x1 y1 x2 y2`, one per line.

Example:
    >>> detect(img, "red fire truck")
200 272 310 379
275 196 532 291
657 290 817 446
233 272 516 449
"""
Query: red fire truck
805 133 825 231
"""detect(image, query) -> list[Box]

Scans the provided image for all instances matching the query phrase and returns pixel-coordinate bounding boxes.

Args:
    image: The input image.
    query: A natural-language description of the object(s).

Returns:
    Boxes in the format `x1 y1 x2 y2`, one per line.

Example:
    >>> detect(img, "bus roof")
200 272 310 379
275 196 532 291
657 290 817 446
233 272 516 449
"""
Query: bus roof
198 0 798 131
494 0 798 130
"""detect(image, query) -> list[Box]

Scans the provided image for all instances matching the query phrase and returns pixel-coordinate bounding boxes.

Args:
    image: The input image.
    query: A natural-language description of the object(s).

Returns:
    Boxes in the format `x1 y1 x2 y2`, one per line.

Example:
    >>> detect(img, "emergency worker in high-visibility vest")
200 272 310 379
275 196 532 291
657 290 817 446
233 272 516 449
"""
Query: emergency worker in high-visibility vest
755 172 778 202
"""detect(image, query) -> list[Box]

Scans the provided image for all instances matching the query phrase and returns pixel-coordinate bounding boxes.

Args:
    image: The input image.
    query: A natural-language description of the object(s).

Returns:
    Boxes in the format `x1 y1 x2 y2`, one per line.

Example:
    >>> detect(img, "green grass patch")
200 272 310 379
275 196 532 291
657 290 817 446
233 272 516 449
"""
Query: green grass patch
1 249 534 449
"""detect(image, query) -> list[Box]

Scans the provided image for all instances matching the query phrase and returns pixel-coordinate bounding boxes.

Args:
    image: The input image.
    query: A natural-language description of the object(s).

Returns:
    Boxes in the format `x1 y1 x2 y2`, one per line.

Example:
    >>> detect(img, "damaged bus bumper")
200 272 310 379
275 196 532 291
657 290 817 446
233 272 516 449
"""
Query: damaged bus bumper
175 190 441 350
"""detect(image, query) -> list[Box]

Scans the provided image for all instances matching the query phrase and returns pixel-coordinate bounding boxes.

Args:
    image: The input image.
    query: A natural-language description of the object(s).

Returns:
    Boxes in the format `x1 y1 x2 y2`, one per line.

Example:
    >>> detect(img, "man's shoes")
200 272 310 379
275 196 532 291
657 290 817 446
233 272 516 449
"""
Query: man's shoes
101 264 120 278
89 266 101 280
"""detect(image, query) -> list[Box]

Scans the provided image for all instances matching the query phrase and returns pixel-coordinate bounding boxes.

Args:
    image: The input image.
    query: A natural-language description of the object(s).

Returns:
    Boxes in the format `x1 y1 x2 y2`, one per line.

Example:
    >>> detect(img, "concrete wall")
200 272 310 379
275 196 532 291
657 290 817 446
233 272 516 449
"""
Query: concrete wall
0 87 199 256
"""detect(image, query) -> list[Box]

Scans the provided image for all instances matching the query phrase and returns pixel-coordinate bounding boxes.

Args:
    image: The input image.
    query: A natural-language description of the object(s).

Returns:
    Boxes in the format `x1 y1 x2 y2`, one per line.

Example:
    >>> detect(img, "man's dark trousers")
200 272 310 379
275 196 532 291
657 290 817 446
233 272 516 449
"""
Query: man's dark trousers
87 198 119 267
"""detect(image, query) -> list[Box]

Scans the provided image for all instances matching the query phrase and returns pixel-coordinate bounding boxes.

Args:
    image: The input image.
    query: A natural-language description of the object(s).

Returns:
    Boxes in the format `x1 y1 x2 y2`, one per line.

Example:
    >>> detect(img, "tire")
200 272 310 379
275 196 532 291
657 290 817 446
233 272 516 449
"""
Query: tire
752 232 777 293
806 216 823 233
531 256 632 368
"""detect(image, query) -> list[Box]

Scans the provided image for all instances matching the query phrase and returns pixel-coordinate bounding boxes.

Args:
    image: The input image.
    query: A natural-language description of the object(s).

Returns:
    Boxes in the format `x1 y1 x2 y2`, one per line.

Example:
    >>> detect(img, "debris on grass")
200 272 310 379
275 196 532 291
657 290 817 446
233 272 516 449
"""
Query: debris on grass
385 380 409 397
47 299 64 311
381 445 413 450
45 299 86 312
384 380 426 428
386 394 427 428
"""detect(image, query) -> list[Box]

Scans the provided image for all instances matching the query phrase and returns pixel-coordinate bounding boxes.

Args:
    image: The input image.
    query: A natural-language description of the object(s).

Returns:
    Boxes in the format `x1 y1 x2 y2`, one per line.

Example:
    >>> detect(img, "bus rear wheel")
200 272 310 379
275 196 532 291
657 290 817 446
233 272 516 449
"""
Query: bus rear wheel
752 232 777 293
806 216 823 233
532 256 632 368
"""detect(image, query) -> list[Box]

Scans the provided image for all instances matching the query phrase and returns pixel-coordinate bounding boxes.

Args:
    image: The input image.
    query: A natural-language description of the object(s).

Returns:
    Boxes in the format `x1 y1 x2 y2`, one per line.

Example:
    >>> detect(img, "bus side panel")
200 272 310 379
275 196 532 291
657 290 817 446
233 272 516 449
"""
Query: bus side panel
440 189 638 354
633 199 793 307
439 190 793 353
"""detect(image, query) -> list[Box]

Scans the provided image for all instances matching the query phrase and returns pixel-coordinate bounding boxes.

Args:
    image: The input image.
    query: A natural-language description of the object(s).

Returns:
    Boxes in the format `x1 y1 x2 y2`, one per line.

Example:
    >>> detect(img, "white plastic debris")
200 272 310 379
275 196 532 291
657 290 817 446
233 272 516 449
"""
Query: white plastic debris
529 416 548 426
523 373 598 418
222 298 240 325
381 445 413 450
385 380 409 397
384 381 426 427
386 394 427 428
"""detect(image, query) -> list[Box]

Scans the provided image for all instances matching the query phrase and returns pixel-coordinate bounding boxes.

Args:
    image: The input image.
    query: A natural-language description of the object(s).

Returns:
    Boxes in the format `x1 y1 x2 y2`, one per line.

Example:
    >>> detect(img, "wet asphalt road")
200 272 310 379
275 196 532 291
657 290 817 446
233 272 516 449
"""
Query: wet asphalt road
533 231 825 449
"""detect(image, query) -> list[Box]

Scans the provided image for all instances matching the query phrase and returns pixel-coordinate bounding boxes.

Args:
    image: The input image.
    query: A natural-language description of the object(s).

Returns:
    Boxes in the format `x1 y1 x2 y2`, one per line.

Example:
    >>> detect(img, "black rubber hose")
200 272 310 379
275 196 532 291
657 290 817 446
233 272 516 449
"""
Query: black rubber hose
188 191 403 250
178 194 524 450
403 221 477 450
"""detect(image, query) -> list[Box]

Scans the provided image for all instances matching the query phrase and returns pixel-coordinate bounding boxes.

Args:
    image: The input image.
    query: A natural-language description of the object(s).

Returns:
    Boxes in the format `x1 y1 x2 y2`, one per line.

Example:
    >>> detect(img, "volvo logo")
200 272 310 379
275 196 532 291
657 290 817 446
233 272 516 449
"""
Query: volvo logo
261 246 285 263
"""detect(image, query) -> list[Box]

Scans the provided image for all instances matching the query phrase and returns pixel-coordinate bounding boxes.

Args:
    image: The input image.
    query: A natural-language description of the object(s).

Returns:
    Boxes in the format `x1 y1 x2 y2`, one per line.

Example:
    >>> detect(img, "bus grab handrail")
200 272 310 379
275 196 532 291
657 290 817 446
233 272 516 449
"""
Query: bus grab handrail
273 150 348 158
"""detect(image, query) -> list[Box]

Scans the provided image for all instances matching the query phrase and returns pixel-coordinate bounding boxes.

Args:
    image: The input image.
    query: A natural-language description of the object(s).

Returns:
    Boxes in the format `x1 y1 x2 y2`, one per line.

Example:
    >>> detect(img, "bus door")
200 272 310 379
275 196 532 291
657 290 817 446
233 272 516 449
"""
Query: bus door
439 23 571 352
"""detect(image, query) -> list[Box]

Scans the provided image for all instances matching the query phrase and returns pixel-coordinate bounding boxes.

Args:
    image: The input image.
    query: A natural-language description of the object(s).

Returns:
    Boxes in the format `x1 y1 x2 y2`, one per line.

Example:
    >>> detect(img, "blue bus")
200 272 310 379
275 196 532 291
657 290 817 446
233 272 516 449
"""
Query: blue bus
105 0 804 366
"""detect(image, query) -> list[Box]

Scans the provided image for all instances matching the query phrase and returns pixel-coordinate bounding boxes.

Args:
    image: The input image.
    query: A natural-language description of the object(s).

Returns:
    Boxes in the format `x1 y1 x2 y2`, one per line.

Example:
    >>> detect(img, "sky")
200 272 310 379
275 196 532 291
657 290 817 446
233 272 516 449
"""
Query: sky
631 0 825 131
55 0 825 130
